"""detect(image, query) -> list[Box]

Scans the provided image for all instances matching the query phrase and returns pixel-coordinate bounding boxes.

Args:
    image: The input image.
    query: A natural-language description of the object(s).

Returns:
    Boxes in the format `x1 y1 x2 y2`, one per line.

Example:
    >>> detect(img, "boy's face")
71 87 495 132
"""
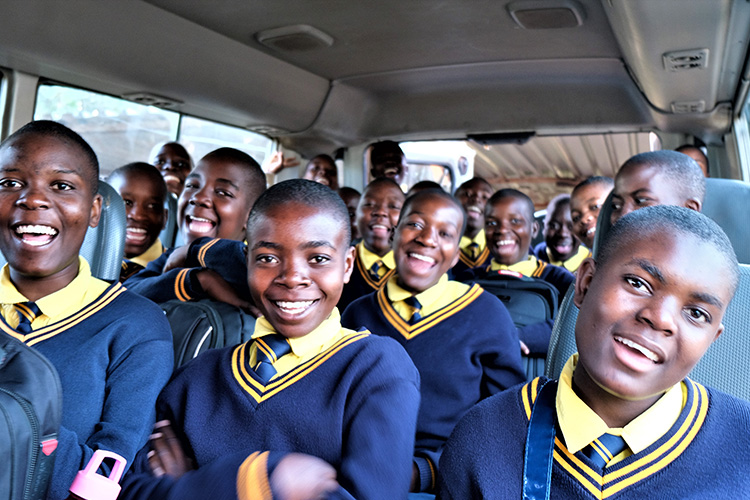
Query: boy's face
485 196 538 266
544 201 579 262
153 144 191 196
0 134 101 282
370 146 406 185
456 180 493 235
177 158 258 245
109 171 165 258
303 157 338 190
356 182 404 256
570 183 611 249
573 230 731 403
611 163 699 224
393 195 463 293
247 202 355 339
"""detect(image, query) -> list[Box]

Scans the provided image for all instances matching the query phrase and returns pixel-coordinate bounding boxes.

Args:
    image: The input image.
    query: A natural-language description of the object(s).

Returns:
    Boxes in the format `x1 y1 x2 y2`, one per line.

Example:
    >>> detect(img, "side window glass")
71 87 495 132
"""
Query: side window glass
178 116 274 166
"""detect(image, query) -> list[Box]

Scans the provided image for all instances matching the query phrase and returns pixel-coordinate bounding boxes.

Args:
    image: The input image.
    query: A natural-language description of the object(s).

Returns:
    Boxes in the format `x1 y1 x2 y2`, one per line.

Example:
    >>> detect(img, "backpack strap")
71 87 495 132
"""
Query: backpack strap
522 379 558 500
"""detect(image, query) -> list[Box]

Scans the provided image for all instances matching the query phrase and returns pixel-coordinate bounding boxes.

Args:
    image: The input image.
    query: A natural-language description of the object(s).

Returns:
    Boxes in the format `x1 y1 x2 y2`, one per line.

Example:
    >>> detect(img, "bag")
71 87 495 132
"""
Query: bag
160 299 257 369
474 274 560 380
0 334 62 500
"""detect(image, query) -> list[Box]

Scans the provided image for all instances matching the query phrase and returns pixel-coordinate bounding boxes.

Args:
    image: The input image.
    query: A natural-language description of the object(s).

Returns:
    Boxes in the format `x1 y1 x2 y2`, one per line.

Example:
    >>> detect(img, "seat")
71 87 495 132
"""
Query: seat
0 180 126 283
159 192 179 249
702 178 750 264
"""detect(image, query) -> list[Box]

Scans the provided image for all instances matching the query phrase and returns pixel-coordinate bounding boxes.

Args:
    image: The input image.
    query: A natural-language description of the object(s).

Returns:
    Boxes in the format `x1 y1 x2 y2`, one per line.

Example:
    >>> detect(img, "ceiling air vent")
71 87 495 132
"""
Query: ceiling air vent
255 25 334 52
507 0 585 29
121 92 181 109
671 101 705 114
246 125 290 136
663 49 709 72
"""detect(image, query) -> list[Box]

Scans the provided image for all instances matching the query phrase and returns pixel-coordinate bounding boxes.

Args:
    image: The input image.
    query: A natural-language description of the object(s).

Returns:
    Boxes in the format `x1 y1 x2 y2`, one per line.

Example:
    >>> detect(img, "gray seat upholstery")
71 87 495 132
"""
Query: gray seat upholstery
159 192 179 249
80 180 127 282
702 178 750 264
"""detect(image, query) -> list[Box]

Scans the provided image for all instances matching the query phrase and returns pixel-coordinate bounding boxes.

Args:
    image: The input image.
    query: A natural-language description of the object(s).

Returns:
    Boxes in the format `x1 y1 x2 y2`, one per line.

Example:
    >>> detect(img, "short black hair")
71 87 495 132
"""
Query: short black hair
406 180 443 197
456 176 493 195
675 144 709 169
598 205 739 293
338 186 361 200
572 176 613 195
107 162 168 203
2 120 99 191
543 193 571 226
618 151 706 203
363 177 404 195
370 140 404 162
310 154 336 167
400 188 467 237
486 188 535 220
199 147 266 201
247 179 351 246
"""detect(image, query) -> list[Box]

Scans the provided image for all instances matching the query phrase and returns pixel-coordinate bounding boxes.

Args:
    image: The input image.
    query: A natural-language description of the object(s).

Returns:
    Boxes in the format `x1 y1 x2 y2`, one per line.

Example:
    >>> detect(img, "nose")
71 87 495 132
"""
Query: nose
415 225 437 247
371 202 387 217
17 183 49 210
128 202 147 222
189 185 211 208
275 259 311 288
637 296 678 336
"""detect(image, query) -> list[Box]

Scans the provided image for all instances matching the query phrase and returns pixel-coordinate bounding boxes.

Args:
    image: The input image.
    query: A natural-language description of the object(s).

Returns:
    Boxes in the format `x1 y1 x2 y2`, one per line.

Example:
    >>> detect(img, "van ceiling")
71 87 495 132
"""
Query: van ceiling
1 1 749 156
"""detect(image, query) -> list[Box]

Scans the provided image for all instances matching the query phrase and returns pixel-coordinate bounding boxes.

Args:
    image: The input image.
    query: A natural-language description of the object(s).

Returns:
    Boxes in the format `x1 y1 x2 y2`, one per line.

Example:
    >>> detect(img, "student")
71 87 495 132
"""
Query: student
369 140 407 186
338 186 361 242
405 180 442 198
107 162 168 282
124 147 265 305
0 121 173 500
342 188 525 493
438 205 749 498
451 177 494 277
569 176 613 250
535 194 590 273
152 141 193 196
303 153 339 190
120 179 421 500
611 150 705 224
337 177 405 311
676 144 709 177
468 189 575 355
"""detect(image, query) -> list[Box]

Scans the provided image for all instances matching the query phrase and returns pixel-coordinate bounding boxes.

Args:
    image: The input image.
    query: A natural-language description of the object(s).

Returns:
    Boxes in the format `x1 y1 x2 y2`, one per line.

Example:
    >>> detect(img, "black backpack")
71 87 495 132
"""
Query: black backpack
0 334 62 500
160 299 257 370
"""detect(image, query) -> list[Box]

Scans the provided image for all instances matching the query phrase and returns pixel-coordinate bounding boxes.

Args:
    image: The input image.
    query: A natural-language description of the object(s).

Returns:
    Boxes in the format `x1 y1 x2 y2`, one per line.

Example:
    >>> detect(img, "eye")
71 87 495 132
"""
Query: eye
635 196 653 206
486 220 497 227
154 159 166 167
256 254 278 264
184 180 199 190
510 218 522 225
686 307 710 324
52 181 74 191
123 199 133 207
590 203 601 212
0 178 22 189
571 214 581 224
625 276 650 293
611 200 622 211
389 204 402 211
310 254 331 265
215 189 234 198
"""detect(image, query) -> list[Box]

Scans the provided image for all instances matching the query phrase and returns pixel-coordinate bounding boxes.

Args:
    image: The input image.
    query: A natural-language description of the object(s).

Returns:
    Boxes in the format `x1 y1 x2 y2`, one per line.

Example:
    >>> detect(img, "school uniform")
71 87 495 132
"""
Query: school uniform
119 238 165 282
123 237 249 303
120 309 421 500
450 230 491 279
438 354 750 499
338 241 396 311
341 275 525 492
534 242 591 273
0 258 173 500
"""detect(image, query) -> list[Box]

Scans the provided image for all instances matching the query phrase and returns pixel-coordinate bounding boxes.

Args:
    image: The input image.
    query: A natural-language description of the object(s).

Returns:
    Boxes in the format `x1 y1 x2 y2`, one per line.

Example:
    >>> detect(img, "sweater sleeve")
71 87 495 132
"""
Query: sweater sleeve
517 319 554 355
184 238 250 298
124 249 206 303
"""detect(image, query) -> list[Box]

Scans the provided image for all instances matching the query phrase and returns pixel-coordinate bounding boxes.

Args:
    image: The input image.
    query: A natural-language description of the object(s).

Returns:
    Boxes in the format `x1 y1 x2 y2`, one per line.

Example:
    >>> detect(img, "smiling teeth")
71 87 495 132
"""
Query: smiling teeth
498 240 514 245
410 253 435 264
16 225 57 235
615 336 659 362
276 300 314 313
586 227 596 236
127 228 147 234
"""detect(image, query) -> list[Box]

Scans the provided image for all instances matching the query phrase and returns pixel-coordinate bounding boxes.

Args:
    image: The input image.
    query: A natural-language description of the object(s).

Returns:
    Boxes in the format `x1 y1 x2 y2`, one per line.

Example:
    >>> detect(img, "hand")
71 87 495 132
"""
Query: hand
163 245 189 273
409 462 420 492
196 269 253 311
520 340 530 356
269 453 338 500
263 151 301 175
147 420 194 479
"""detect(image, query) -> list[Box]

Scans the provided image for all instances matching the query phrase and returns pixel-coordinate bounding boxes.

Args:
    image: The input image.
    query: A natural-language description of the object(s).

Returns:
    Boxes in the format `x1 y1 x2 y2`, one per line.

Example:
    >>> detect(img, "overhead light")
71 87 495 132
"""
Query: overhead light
121 92 181 109
507 0 586 29
255 24 334 53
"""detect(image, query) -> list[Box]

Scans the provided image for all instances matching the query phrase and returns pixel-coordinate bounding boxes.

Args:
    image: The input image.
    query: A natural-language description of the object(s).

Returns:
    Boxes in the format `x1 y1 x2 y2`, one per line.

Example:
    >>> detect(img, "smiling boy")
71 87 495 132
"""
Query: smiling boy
0 121 173 500
535 194 590 272
124 147 265 305
338 177 405 310
439 205 750 499
342 188 525 493
569 176 613 249
152 141 193 196
451 177 494 277
107 162 168 281
120 179 420 500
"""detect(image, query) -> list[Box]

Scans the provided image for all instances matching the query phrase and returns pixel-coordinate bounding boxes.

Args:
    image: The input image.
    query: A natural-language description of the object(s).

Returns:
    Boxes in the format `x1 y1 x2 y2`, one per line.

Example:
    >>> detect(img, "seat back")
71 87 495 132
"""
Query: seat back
702 178 750 264
159 192 179 249
0 181 126 283
80 181 127 282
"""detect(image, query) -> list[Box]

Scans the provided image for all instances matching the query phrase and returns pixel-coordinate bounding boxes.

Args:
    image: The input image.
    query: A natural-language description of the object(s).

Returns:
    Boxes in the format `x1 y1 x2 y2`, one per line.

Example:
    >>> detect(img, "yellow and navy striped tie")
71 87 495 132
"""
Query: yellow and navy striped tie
15 301 41 334
403 296 422 325
583 433 627 468
369 260 383 281
253 334 291 383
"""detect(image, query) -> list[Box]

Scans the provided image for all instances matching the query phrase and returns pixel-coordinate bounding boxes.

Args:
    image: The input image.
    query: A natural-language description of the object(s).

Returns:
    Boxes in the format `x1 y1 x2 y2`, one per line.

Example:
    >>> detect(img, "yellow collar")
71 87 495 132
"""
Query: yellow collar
460 229 486 251
129 238 164 268
386 274 449 310
357 242 395 271
489 254 539 276
546 245 590 272
252 308 342 359
556 354 685 456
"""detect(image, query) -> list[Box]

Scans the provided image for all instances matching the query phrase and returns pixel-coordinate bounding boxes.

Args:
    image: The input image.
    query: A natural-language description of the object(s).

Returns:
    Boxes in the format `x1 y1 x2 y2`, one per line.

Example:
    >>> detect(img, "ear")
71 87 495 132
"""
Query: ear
342 244 356 284
712 323 724 343
88 193 103 229
531 219 540 238
684 197 702 213
162 207 168 230
573 257 597 308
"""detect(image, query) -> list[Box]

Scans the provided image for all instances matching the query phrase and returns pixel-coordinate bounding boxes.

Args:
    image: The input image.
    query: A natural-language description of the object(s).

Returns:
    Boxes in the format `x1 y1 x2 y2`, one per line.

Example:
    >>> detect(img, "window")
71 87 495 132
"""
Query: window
178 116 274 167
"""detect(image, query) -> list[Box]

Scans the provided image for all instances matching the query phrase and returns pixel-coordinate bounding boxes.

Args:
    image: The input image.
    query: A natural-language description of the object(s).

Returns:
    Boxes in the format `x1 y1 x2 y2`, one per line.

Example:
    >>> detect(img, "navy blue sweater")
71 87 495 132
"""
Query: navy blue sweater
337 250 395 312
0 283 173 500
341 284 525 491
120 330 420 500
439 377 750 499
